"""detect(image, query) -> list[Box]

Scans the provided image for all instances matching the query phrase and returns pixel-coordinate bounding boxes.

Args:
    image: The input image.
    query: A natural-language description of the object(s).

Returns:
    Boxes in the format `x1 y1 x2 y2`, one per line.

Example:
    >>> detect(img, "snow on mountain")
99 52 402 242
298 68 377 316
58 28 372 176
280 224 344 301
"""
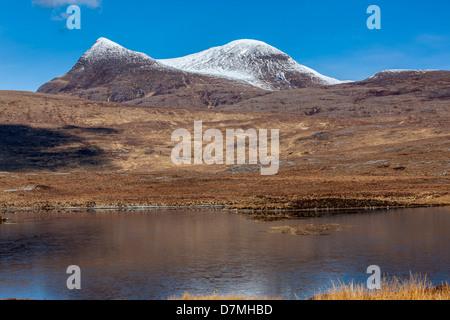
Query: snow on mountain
40 37 349 100
158 39 346 90
76 37 175 73
80 37 155 64
38 37 267 105
368 69 439 80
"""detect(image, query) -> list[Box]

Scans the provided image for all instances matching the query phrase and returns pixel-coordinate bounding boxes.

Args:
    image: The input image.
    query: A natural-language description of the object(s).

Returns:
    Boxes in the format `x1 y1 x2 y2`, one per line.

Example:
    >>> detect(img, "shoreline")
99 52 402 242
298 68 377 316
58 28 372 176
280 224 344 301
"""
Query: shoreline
0 200 447 215
1 171 448 216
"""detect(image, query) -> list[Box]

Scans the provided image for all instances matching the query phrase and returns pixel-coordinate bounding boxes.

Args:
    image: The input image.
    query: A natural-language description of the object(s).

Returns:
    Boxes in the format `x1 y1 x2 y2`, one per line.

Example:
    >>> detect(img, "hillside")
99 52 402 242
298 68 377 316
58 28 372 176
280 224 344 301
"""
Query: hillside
0 90 448 209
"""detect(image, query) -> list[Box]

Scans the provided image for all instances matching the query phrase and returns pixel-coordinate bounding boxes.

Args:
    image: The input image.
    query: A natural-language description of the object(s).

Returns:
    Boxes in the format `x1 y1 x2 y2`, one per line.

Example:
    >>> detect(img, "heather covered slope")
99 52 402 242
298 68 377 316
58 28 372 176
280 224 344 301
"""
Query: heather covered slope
222 70 450 117
0 90 448 209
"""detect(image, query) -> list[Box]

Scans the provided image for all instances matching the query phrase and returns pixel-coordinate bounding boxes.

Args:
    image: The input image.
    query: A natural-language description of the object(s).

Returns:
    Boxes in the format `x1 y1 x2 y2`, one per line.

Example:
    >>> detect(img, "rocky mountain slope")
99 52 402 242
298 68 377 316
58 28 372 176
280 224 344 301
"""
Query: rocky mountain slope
37 38 265 108
37 38 450 113
158 39 345 90
37 38 348 107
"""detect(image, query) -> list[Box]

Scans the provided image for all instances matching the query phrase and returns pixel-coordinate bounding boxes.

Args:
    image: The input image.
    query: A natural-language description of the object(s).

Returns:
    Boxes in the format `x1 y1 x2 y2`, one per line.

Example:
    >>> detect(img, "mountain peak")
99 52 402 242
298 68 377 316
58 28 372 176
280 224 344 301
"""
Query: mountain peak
80 37 154 64
227 39 268 45
158 39 345 89
95 37 121 47
94 37 123 48
218 39 283 55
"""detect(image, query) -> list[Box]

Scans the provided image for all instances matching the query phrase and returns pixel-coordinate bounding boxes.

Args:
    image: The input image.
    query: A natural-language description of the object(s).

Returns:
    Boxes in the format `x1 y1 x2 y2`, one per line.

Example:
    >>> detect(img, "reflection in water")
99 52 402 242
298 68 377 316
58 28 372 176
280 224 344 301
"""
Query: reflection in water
0 207 448 300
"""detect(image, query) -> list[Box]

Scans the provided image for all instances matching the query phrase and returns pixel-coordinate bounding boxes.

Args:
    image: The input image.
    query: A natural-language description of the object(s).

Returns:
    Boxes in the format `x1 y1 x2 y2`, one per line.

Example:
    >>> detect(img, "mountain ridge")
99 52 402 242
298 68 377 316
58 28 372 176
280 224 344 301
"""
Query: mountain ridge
37 37 348 98
37 37 450 110
38 37 269 107
158 39 346 90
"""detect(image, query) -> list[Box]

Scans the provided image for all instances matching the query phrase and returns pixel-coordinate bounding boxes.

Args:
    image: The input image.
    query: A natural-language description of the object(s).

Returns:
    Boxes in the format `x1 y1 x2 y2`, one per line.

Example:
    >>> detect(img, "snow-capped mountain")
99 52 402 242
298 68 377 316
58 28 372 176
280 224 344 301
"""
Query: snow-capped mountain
35 37 450 113
38 38 360 107
39 37 349 105
65 37 175 81
81 37 155 64
37 37 265 106
158 39 345 90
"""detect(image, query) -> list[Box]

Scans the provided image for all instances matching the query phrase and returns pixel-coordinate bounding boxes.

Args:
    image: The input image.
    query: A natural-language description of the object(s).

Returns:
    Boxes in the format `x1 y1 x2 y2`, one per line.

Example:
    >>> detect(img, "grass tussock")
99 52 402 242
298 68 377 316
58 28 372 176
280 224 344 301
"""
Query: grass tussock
169 292 281 300
312 274 449 300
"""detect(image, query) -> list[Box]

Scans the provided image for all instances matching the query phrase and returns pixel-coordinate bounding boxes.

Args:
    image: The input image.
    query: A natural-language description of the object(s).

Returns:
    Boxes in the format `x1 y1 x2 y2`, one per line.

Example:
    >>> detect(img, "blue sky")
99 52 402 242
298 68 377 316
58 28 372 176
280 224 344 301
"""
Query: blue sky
0 0 449 91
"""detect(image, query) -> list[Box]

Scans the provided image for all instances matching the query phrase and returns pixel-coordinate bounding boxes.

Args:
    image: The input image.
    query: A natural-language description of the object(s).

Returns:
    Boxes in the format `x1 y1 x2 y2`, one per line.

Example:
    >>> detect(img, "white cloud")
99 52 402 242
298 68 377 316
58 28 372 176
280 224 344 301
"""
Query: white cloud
32 0 101 8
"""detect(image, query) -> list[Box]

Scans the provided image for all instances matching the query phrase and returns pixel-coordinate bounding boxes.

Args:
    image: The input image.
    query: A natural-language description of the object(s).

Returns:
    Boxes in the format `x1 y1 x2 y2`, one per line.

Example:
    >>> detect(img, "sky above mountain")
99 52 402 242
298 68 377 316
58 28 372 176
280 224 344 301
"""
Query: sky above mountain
1 0 449 91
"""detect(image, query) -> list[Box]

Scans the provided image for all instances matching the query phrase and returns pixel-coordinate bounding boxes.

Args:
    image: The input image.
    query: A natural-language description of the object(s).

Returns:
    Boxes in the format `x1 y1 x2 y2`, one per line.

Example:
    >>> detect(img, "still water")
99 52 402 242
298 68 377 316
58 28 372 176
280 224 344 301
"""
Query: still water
0 207 448 300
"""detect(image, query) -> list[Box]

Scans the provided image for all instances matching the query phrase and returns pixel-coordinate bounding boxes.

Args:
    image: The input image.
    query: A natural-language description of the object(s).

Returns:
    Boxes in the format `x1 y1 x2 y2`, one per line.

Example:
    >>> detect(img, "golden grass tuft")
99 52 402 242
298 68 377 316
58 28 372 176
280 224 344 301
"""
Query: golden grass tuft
170 274 449 300
312 274 449 300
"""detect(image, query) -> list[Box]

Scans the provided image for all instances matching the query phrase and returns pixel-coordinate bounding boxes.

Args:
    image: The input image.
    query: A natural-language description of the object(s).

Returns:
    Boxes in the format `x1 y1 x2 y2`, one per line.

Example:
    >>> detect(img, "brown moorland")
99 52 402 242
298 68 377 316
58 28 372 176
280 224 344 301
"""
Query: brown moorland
0 89 448 211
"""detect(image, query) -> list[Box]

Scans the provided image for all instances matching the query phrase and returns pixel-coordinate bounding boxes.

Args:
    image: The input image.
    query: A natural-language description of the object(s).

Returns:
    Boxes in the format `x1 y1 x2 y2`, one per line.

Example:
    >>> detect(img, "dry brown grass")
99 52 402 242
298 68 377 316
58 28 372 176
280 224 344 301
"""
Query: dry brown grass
169 275 450 300
0 91 448 209
169 292 281 300
312 274 450 300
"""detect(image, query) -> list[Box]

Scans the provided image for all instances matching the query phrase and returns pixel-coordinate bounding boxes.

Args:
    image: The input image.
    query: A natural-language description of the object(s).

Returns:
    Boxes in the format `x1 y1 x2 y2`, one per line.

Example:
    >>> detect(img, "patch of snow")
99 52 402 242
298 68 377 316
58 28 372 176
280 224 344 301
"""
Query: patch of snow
368 69 439 80
78 38 351 89
158 39 348 90
81 38 154 63
3 186 36 192
79 38 174 72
